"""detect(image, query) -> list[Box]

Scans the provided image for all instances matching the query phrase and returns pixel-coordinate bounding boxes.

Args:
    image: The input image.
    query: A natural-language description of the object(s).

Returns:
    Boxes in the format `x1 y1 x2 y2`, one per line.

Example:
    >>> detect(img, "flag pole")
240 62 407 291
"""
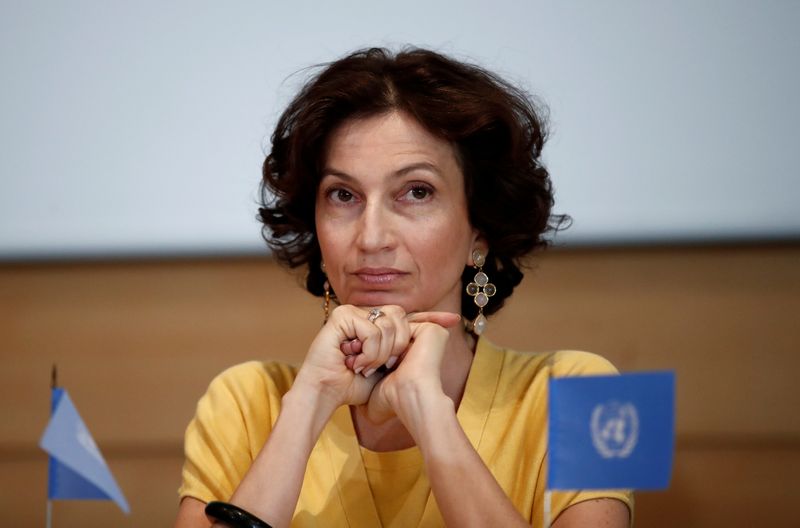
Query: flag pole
47 364 56 528
543 489 551 528
542 355 553 528
544 358 553 528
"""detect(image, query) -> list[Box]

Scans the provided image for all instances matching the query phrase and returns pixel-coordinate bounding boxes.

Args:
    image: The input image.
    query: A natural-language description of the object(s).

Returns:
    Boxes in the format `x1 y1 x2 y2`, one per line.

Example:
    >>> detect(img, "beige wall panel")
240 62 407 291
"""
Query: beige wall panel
634 445 800 527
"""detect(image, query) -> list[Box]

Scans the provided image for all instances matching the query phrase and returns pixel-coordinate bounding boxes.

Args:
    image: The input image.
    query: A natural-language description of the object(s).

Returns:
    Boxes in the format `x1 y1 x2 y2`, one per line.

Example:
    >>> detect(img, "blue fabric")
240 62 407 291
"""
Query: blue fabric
548 371 675 491
40 388 130 514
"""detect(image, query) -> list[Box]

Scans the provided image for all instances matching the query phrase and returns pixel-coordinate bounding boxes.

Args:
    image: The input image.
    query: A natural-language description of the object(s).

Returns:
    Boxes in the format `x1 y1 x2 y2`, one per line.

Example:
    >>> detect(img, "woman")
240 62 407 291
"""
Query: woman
175 47 632 528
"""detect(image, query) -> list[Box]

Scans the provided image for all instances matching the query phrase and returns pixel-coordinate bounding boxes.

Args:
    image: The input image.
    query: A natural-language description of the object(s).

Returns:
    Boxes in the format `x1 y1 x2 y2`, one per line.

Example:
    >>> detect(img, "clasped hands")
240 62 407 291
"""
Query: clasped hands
293 304 461 426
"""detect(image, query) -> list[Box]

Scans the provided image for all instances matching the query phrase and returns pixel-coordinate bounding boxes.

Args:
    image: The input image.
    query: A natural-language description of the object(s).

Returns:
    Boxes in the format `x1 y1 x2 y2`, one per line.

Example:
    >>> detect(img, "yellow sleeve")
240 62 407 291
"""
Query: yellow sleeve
177 361 295 503
546 351 634 524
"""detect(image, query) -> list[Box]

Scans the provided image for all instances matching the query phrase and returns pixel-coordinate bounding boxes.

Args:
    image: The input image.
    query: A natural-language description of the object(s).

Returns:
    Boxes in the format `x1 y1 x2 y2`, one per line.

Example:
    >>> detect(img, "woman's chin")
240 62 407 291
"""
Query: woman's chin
343 293 458 316
344 291 416 311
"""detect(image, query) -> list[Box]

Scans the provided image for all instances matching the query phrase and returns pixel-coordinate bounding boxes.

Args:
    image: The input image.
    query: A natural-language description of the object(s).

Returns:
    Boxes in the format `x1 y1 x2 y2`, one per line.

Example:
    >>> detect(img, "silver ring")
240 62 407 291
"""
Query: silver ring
367 308 385 324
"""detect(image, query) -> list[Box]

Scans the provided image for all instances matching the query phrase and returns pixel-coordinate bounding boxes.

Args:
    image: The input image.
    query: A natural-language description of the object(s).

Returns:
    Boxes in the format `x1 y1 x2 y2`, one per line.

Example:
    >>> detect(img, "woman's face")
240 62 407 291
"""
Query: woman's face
316 110 482 314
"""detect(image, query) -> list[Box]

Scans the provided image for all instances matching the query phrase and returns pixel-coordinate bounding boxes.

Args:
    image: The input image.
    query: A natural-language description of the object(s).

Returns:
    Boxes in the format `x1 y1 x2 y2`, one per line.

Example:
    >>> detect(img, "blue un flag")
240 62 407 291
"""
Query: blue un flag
547 371 675 491
39 388 130 514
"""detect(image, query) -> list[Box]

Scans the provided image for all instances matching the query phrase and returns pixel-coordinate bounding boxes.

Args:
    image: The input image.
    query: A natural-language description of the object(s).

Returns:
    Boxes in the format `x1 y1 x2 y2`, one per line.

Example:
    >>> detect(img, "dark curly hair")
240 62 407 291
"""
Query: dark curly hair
259 47 568 320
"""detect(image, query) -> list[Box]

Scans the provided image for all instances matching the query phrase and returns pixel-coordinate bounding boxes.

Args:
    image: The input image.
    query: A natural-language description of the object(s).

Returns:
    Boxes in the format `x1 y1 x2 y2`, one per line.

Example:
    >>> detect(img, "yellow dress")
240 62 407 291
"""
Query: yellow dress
179 337 633 526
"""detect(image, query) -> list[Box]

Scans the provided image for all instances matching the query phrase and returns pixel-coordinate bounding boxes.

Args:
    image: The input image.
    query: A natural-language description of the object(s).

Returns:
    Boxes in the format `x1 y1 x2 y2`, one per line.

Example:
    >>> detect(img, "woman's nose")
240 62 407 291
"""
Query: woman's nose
355 202 396 253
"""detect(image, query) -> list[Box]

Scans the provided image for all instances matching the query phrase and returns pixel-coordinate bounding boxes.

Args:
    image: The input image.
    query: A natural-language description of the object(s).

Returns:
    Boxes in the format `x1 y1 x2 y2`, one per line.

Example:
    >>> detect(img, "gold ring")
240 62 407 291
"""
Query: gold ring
367 308 384 324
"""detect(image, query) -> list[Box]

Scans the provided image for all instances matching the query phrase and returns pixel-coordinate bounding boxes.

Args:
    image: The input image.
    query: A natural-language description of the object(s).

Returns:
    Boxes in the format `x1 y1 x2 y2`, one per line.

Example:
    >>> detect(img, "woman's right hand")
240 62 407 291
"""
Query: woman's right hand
290 304 409 413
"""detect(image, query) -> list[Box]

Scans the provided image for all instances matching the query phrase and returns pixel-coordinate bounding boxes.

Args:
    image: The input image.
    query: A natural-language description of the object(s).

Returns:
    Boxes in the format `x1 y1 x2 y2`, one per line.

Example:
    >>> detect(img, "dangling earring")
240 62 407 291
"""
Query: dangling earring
321 261 337 324
466 249 495 335
323 279 333 324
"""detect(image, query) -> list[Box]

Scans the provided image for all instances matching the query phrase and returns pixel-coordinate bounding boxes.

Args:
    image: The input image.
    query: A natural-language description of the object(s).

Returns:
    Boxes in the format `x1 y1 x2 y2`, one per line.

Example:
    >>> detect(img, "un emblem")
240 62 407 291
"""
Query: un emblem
590 401 639 459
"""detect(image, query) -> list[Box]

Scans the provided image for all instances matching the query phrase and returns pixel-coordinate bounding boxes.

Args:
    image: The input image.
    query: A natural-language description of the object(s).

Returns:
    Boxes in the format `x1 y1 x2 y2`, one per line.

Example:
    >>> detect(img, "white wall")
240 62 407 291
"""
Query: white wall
1 0 798 259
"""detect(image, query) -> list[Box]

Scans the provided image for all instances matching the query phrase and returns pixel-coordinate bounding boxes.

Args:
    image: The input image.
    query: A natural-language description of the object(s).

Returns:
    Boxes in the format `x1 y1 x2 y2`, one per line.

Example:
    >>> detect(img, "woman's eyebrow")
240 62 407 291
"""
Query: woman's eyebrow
394 161 442 177
321 162 443 181
320 168 354 181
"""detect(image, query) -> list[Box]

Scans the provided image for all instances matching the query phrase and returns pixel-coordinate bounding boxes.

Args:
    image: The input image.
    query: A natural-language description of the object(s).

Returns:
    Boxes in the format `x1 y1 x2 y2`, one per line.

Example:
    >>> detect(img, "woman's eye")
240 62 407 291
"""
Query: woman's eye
329 188 354 203
404 185 433 201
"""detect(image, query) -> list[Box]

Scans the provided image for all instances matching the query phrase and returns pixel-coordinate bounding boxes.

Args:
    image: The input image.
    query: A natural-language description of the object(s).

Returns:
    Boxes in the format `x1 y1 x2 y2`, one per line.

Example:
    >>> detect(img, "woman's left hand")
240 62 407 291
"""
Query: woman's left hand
363 311 460 426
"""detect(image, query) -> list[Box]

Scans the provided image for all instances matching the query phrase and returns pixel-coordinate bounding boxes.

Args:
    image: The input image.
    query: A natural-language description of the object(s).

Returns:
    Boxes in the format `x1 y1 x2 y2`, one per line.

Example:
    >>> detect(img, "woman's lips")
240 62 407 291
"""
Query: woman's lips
352 268 408 286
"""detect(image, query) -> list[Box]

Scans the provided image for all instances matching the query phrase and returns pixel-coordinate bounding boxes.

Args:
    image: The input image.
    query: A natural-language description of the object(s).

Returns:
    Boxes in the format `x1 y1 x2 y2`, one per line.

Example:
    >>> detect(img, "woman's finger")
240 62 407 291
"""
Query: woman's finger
340 338 362 356
387 318 410 370
348 321 381 375
364 305 411 375
406 311 461 328
330 306 455 377
344 353 358 371
368 316 396 375
340 339 362 371
328 305 383 375
350 305 402 376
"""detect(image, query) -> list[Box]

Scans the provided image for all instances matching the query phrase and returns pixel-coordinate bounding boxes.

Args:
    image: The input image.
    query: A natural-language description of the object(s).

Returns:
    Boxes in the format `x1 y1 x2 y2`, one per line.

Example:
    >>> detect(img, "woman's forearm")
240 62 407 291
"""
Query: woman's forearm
226 386 337 528
406 392 630 528
400 391 529 528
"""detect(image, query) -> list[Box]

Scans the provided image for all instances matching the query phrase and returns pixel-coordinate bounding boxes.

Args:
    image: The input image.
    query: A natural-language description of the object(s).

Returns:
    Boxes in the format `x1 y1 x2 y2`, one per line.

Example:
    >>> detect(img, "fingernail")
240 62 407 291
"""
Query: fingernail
354 366 364 374
364 368 376 378
385 356 398 369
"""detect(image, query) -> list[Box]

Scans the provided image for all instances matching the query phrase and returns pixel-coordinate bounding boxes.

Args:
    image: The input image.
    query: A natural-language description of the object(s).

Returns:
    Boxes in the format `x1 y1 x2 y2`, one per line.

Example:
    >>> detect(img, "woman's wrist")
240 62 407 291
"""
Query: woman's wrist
281 382 339 441
393 386 455 443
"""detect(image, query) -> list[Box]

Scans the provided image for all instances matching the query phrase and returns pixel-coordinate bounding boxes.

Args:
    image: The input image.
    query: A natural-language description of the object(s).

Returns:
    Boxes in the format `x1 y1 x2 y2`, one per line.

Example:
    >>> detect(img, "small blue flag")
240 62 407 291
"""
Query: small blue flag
547 371 675 491
39 388 130 514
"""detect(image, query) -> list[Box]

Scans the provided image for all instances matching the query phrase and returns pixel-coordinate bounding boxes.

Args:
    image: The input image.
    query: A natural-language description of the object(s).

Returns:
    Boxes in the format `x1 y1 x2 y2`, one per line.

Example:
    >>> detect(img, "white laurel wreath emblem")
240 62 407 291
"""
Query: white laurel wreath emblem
590 401 639 459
